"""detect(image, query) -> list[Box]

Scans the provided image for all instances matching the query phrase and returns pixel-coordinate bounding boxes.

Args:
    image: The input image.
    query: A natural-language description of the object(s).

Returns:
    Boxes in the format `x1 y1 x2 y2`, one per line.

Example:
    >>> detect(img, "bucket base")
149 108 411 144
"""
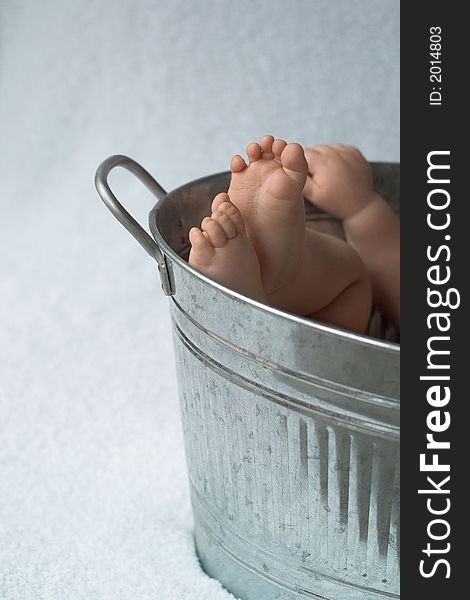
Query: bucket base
193 508 398 600
194 523 400 600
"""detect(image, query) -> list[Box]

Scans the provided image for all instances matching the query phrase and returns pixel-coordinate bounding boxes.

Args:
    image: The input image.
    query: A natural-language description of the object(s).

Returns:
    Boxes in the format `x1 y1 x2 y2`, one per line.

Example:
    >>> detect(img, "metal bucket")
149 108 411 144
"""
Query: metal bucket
95 157 400 600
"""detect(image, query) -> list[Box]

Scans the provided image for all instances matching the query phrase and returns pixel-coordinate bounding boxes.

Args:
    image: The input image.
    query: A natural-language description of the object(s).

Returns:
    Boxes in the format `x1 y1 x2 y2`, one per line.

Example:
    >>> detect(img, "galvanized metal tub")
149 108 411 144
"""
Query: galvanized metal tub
95 157 400 600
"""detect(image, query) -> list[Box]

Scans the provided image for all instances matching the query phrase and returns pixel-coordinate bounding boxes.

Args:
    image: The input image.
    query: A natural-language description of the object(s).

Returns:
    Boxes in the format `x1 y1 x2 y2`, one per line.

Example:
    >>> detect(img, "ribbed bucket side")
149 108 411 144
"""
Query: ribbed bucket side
171 301 399 600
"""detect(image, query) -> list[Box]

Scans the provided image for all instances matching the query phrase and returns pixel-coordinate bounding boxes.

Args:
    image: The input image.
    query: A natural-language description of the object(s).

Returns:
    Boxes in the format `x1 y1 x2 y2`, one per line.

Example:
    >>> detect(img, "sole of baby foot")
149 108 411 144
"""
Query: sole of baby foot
226 135 308 296
188 193 266 303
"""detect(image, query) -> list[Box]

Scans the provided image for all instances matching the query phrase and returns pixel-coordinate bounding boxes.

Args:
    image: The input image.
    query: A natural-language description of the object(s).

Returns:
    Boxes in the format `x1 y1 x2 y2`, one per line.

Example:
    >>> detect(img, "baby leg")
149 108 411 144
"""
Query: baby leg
268 227 372 334
308 269 372 333
303 144 400 328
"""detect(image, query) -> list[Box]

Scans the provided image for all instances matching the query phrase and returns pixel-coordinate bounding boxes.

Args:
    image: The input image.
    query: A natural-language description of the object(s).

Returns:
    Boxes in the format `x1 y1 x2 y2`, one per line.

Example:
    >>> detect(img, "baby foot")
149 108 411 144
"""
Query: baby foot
188 193 266 303
303 145 377 220
225 135 308 296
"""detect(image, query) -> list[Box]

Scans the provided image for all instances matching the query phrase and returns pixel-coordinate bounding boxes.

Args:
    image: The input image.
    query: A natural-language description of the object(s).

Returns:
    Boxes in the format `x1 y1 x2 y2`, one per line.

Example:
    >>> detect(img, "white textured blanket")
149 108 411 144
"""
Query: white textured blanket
0 1 398 598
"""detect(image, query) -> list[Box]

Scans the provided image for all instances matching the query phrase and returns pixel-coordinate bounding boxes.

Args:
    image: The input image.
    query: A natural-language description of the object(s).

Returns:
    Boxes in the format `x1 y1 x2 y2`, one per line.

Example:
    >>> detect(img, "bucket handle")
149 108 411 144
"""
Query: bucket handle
94 155 173 296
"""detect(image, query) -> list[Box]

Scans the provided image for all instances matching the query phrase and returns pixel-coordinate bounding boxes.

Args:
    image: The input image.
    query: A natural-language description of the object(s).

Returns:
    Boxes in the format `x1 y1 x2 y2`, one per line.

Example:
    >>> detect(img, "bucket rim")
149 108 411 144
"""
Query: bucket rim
149 169 400 355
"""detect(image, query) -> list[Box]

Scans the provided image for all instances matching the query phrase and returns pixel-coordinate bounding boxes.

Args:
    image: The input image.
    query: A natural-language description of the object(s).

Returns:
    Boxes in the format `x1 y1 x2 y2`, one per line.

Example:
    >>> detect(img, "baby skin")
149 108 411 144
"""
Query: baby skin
189 136 374 334
303 144 400 328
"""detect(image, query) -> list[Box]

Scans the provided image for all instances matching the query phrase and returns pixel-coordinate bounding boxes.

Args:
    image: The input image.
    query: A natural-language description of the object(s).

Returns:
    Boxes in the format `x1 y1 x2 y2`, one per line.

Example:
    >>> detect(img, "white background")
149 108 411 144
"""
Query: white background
0 1 399 598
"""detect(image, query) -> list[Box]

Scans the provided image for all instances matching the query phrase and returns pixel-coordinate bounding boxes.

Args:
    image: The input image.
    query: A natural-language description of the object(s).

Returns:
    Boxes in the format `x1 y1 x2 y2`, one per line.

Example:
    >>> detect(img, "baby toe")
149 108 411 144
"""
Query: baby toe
201 217 228 248
189 227 215 264
230 154 247 173
218 200 246 234
211 192 230 212
281 143 308 185
211 209 238 239
260 134 275 158
246 142 262 163
272 138 287 160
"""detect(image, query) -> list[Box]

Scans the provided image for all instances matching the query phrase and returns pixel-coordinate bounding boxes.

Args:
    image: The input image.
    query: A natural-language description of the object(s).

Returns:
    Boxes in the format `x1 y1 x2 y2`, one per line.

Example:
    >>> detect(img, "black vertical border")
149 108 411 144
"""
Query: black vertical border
401 3 465 597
